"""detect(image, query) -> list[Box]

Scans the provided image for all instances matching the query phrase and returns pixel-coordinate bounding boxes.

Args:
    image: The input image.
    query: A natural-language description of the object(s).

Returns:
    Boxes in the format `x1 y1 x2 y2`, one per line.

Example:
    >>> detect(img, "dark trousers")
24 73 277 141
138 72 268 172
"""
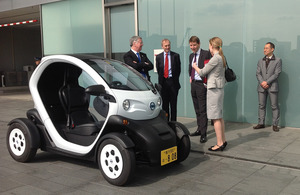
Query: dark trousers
161 78 179 121
191 81 207 136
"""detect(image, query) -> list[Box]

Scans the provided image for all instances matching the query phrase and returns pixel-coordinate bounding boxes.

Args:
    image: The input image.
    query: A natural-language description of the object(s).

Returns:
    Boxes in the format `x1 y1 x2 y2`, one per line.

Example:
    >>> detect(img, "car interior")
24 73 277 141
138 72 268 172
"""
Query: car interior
37 62 102 145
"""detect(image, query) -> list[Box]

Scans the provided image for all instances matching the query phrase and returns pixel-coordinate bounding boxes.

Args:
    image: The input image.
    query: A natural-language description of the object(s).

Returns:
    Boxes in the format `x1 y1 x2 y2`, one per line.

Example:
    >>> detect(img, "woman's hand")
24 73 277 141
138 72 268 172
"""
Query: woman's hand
192 62 199 73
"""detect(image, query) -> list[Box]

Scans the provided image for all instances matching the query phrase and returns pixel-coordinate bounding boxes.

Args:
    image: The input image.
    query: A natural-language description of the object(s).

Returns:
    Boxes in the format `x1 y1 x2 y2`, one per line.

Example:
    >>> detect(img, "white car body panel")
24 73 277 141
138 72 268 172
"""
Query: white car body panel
112 89 161 120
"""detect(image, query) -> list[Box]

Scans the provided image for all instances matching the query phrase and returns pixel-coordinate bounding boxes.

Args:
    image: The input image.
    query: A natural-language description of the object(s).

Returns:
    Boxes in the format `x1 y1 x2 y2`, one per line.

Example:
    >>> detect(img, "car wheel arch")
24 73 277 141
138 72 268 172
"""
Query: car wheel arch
94 132 135 162
168 121 190 139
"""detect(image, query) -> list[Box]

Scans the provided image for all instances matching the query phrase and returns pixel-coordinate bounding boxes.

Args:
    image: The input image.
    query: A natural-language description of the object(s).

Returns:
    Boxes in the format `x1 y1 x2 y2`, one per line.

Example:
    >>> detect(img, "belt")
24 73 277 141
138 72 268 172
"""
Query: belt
192 79 203 83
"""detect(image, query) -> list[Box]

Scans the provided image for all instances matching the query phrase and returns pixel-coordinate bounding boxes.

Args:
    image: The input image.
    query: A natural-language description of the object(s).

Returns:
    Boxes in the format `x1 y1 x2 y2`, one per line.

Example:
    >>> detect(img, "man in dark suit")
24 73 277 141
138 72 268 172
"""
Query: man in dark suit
156 39 181 121
123 36 153 81
253 42 282 132
189 36 211 143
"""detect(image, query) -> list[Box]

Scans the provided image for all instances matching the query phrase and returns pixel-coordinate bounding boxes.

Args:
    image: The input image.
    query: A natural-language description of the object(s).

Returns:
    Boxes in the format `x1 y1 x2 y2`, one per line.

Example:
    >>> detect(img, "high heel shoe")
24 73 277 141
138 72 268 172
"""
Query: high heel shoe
209 142 227 151
223 141 227 148
208 144 225 151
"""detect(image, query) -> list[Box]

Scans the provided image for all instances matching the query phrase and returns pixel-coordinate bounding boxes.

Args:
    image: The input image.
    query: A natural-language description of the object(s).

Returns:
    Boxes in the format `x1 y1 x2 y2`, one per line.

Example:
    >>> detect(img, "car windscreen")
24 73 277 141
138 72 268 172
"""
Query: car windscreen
83 58 154 91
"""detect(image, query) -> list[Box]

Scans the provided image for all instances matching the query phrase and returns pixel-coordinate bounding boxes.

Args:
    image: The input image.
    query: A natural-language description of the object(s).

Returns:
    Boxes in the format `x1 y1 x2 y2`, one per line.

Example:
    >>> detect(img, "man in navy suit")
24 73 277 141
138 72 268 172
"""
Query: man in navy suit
123 36 153 81
156 39 181 121
188 36 211 143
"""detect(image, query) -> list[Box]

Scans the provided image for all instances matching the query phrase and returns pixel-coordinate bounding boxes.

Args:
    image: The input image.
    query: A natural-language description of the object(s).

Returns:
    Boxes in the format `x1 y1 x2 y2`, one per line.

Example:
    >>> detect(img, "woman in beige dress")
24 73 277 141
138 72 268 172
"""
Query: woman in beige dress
192 37 227 151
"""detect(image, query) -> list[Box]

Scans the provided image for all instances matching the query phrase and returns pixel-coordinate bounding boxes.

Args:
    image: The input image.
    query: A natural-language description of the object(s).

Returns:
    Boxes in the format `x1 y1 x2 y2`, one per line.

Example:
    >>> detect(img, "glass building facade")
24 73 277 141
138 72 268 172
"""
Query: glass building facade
42 0 300 127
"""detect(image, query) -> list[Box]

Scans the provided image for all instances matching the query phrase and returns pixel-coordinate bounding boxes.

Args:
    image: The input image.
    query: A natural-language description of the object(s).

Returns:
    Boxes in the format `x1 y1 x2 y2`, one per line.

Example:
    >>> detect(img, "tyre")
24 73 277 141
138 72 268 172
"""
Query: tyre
177 135 191 163
168 121 191 163
7 121 39 162
98 139 135 186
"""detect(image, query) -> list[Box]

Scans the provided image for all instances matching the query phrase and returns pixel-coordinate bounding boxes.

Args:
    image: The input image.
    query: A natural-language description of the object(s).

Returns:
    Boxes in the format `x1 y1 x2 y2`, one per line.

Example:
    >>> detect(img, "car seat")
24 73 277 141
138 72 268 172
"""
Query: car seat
59 66 101 136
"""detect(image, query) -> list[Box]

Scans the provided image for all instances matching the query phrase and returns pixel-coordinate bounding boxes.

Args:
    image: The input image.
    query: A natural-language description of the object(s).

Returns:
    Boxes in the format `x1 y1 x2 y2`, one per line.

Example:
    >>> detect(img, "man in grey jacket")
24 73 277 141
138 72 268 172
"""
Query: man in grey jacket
253 42 282 132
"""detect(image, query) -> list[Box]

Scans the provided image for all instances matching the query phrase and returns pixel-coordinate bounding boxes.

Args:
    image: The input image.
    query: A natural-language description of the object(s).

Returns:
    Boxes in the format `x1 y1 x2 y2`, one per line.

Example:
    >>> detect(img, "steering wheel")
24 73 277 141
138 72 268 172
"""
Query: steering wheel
111 81 122 87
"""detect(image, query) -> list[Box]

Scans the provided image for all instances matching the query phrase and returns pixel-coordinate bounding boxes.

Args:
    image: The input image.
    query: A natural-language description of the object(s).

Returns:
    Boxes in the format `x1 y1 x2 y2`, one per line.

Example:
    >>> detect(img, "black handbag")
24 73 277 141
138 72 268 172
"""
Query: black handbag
225 59 236 82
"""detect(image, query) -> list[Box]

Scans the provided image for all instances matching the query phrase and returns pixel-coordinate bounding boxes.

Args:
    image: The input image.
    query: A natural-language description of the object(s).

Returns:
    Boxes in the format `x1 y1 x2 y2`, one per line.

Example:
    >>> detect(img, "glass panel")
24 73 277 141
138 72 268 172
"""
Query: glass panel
138 0 300 127
40 0 300 127
78 70 108 120
78 71 98 88
110 4 135 61
83 58 154 91
42 1 73 55
42 0 104 55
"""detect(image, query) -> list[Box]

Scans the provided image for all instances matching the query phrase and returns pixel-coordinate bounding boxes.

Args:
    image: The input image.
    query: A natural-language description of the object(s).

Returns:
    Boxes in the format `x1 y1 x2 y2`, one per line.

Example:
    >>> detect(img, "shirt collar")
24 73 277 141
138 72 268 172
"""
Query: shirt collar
264 55 275 61
131 49 139 54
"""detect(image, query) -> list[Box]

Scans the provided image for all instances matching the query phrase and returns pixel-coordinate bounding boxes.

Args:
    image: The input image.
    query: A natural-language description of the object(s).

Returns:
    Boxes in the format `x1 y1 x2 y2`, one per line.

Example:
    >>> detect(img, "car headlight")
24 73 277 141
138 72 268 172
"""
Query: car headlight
123 99 130 111
157 97 162 106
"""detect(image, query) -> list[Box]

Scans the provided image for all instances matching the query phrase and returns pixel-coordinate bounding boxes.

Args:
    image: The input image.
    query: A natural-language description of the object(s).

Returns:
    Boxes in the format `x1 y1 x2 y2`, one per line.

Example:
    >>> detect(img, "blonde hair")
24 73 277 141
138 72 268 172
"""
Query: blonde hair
209 37 226 67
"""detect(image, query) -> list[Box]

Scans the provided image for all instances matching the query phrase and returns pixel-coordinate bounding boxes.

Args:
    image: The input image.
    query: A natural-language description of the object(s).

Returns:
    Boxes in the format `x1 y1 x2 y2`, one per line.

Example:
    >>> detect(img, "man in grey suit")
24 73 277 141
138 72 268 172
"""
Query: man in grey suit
253 42 282 132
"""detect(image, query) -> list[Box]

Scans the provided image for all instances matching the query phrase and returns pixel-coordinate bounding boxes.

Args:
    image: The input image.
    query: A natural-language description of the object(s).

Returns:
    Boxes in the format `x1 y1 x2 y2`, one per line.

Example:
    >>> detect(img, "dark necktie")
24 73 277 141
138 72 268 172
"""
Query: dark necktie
164 53 169 78
136 53 141 62
265 57 270 69
191 53 197 80
136 53 146 78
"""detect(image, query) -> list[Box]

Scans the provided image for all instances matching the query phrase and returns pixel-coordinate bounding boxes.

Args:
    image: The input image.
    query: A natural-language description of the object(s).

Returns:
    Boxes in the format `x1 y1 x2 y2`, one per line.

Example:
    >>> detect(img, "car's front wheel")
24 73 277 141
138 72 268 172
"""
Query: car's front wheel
168 121 191 163
177 135 191 163
98 139 135 186
7 120 39 162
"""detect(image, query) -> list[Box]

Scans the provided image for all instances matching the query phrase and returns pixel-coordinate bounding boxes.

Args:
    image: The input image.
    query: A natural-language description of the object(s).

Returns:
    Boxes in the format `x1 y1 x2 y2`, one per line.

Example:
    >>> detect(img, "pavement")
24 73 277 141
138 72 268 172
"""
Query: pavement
1 90 300 194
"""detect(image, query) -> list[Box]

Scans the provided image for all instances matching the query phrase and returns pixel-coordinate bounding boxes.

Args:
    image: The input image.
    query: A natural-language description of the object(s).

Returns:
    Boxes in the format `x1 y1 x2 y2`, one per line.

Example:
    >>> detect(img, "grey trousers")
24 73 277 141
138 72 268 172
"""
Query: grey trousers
258 91 280 126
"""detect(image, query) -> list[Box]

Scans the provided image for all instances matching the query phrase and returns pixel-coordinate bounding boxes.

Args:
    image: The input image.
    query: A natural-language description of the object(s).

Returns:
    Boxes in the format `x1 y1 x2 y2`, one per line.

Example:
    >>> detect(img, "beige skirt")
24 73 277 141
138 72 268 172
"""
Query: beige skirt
207 88 224 119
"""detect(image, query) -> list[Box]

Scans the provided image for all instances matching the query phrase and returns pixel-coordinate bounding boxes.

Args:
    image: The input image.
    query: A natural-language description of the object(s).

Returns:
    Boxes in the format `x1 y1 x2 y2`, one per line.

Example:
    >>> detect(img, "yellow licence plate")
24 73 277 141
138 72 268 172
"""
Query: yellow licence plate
161 146 177 166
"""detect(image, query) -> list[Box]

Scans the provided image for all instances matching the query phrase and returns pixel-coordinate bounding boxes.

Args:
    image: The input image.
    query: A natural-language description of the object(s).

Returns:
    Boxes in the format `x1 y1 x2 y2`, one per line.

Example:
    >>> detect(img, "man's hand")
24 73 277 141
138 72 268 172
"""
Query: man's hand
261 81 269 89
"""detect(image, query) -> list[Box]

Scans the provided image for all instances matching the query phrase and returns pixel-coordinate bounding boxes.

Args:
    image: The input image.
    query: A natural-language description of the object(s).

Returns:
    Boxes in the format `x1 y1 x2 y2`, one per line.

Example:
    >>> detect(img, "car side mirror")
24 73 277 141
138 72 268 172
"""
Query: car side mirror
85 85 106 96
85 85 116 102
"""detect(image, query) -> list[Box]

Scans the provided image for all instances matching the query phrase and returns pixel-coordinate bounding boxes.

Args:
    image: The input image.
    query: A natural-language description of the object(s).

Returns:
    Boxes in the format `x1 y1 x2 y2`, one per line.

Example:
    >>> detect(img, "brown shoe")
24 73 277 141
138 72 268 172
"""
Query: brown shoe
253 124 265 129
273 125 279 132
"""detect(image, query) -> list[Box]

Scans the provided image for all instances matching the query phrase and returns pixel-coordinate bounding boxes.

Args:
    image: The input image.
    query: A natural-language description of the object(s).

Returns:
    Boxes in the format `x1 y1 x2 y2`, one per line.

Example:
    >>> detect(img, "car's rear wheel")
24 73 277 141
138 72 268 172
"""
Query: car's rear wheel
7 122 38 162
98 139 135 186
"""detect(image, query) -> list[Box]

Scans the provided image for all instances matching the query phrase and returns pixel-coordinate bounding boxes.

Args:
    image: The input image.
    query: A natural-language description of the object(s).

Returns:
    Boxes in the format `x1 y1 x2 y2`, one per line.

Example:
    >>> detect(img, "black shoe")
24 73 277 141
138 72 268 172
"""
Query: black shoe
190 131 201 136
253 124 265 129
210 142 227 148
200 135 207 143
208 144 225 151
273 126 279 132
223 141 227 147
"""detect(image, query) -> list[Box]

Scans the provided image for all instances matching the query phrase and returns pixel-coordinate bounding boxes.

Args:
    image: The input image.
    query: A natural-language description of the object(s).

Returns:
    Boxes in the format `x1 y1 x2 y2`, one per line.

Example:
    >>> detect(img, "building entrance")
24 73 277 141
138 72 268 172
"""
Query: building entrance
0 6 41 87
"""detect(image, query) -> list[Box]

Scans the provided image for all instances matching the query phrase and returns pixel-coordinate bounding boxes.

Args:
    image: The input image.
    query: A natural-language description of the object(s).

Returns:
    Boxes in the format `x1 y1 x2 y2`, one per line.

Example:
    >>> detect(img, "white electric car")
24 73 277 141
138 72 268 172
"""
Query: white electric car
6 54 190 186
